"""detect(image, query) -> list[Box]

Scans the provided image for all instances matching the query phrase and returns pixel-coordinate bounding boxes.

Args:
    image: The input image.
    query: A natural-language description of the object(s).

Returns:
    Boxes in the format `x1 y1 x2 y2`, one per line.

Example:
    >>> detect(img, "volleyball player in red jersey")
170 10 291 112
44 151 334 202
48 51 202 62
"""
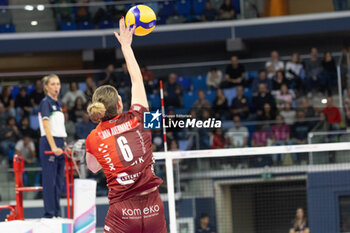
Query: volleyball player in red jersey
85 18 167 233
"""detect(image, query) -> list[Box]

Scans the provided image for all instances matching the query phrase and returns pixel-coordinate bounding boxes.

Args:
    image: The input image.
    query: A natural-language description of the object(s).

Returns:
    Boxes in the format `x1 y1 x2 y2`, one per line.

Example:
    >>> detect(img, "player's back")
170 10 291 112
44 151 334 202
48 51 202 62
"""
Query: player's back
86 104 162 204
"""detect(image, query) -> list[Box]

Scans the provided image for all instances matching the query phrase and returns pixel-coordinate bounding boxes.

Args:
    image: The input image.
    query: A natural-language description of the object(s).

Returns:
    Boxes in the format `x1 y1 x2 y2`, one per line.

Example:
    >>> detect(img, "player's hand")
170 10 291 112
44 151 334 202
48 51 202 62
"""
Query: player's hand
114 17 135 47
52 147 63 156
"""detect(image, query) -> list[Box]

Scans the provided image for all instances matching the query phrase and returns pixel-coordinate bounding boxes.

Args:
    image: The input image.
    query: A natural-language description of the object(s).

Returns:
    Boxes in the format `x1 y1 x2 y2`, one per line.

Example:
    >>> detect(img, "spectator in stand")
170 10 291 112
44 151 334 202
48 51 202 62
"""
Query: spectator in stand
291 111 310 145
69 97 86 123
15 135 36 186
272 70 287 92
253 83 276 119
211 128 226 149
289 208 309 233
19 116 37 140
76 113 95 139
252 70 272 94
0 102 9 128
265 50 284 79
202 1 218 21
300 98 316 118
220 56 245 89
75 0 90 23
15 87 32 118
219 0 236 20
272 115 290 145
64 112 76 143
285 52 304 89
0 86 15 117
206 67 223 89
225 115 249 148
141 65 155 94
169 140 180 151
251 125 271 147
62 82 87 110
55 0 74 24
230 85 250 119
280 102 296 125
85 76 96 102
213 89 228 120
164 73 183 107
192 90 211 115
251 125 273 167
271 115 290 165
97 64 118 87
30 80 45 114
0 116 21 163
305 47 322 97
322 96 341 130
275 84 295 110
196 213 216 233
198 110 211 149
258 103 276 122
321 51 337 95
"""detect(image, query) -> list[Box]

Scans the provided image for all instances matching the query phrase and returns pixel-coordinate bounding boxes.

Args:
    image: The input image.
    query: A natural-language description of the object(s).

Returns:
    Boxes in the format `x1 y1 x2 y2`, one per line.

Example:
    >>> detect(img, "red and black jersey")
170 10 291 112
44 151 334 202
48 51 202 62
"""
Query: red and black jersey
85 104 162 204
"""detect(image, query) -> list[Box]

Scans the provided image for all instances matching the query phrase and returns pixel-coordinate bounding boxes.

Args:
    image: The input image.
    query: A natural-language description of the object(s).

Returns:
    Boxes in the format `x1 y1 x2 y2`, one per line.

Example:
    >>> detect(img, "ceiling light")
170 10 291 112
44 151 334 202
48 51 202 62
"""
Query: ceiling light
321 98 327 104
37 5 45 11
24 5 34 11
31 21 38 26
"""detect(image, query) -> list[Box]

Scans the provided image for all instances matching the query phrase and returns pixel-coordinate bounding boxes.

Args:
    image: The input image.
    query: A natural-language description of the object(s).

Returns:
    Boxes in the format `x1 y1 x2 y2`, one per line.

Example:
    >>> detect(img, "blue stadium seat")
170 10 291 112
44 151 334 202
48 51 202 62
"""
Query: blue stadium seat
0 0 8 5
174 107 189 115
0 24 15 33
233 0 241 14
193 0 206 16
205 90 216 104
247 71 258 79
223 87 237 106
11 85 20 100
30 115 39 130
148 94 161 109
192 75 207 91
78 82 87 92
244 87 253 103
177 76 191 90
98 20 114 29
176 0 191 17
60 22 77 31
159 1 175 18
183 92 198 109
77 21 94 30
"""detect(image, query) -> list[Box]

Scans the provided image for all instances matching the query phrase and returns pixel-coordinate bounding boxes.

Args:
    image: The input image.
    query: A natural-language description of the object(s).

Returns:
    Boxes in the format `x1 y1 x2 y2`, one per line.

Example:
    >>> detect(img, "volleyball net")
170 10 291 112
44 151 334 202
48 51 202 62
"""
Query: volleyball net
153 141 350 233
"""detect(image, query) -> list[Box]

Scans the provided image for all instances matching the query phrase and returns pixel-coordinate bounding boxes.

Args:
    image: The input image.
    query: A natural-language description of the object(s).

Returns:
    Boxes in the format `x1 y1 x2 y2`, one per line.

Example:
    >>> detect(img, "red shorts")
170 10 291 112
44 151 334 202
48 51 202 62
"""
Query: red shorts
104 190 167 233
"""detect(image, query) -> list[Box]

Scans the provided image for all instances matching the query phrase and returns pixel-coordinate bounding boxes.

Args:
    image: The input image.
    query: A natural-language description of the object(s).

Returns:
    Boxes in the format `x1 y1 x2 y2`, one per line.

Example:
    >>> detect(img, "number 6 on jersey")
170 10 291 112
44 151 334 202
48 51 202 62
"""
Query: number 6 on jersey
117 136 134 162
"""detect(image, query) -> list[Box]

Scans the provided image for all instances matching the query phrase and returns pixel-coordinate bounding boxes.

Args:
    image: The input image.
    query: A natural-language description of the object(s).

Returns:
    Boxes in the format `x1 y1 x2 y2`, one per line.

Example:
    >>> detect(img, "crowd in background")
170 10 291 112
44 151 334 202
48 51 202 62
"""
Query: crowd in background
0 47 347 189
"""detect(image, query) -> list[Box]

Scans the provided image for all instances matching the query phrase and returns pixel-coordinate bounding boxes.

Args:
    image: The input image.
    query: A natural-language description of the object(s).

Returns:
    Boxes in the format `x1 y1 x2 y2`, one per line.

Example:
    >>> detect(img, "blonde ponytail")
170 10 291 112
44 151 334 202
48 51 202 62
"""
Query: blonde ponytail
87 102 106 123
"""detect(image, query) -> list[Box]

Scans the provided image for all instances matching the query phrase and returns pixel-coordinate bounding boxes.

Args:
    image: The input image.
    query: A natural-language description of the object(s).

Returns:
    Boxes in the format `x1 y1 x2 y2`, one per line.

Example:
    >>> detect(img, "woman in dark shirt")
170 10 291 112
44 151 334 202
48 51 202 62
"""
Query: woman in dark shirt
321 51 337 95
219 0 235 20
213 89 228 119
289 208 310 233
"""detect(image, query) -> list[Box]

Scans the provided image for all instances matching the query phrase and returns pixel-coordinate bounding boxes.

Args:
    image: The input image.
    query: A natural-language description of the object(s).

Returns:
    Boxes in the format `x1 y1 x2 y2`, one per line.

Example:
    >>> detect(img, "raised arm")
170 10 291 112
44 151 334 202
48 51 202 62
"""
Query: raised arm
114 18 149 109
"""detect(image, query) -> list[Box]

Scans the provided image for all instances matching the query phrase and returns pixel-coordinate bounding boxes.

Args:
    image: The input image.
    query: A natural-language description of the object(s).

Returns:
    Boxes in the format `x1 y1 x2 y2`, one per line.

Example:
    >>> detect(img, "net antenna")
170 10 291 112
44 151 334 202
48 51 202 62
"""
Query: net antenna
159 80 177 233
